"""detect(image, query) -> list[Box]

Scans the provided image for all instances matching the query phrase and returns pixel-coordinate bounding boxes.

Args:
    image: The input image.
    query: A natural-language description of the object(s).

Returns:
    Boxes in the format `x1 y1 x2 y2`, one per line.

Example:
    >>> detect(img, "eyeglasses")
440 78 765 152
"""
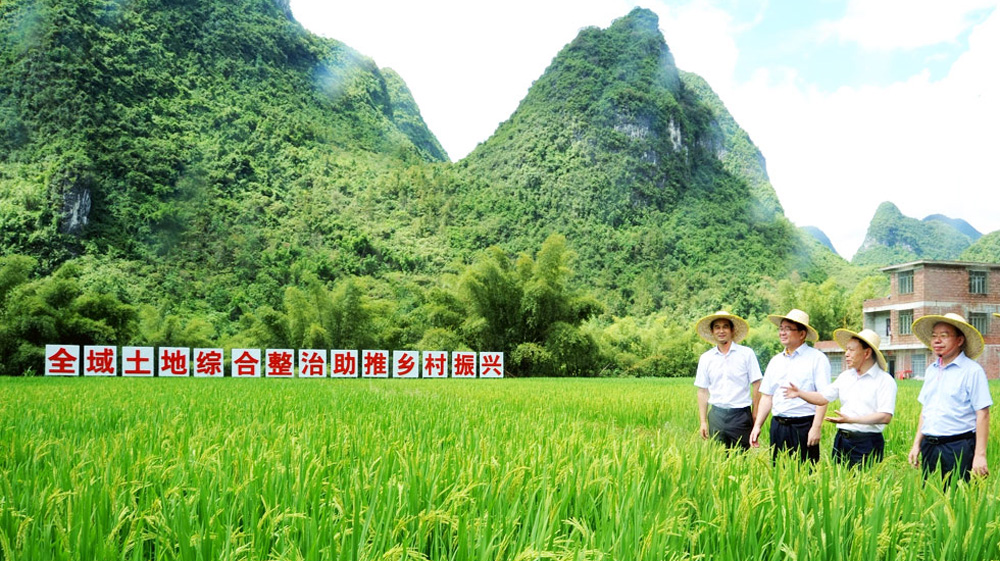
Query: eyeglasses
930 332 955 340
778 326 802 333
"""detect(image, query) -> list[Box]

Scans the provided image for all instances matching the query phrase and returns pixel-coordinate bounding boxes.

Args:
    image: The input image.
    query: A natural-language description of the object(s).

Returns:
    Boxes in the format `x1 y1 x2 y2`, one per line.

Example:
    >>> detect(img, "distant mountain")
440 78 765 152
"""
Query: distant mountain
452 8 807 317
383 68 449 161
961 231 1000 263
852 202 976 267
923 214 981 242
801 226 838 255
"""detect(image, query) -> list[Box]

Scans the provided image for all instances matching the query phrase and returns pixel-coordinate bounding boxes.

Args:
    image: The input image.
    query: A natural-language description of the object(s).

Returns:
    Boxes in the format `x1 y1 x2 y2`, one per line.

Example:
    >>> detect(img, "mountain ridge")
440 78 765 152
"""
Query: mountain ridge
852 202 988 267
9 2 988 376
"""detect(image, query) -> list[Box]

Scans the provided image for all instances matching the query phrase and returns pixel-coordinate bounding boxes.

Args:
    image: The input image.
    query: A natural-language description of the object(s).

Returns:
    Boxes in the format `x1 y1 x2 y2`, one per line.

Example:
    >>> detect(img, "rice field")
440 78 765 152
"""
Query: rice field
1 377 999 561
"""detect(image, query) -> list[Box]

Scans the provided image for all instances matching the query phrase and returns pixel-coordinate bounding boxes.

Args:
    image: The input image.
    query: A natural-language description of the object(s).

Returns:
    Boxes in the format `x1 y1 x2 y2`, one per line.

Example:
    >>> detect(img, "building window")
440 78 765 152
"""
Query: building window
898 310 913 335
970 271 987 294
912 353 926 376
885 318 891 336
898 271 914 294
830 356 843 374
969 312 989 335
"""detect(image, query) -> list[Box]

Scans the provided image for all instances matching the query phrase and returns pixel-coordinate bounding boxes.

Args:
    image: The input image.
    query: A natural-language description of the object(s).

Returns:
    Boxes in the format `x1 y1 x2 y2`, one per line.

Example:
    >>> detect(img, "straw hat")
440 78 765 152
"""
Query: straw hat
912 313 984 360
767 309 819 342
833 328 887 371
695 311 750 344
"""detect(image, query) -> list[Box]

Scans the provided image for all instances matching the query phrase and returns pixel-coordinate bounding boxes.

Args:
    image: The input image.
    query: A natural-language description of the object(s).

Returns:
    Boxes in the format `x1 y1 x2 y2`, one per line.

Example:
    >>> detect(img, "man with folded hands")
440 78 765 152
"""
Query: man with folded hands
907 313 991 482
694 311 762 450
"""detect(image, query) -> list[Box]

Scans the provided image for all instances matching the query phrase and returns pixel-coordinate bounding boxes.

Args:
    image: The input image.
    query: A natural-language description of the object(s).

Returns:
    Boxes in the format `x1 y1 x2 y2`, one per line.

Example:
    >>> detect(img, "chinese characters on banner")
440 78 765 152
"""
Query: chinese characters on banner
422 351 448 378
194 348 225 377
265 349 295 378
231 349 261 378
298 349 327 378
45 345 79 377
452 351 477 379
122 347 155 377
362 350 390 378
84 345 116 377
480 352 504 378
331 350 359 378
393 351 419 378
159 347 190 377
43 345 503 378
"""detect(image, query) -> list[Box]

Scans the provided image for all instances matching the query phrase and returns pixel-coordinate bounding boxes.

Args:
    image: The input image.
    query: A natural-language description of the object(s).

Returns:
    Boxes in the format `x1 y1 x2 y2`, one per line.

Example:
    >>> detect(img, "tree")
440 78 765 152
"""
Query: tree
0 258 136 375
460 234 603 376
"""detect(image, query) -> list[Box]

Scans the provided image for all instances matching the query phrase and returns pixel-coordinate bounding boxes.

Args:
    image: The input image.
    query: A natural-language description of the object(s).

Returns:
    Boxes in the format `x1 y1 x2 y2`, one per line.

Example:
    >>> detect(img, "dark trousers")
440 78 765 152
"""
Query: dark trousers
920 432 976 482
770 415 819 463
832 430 884 467
708 406 753 450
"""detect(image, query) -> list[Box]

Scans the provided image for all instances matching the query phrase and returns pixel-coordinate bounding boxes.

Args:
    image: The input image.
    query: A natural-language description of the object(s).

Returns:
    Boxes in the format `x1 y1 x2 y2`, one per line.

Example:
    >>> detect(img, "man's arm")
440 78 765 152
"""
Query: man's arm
782 381 829 407
750 380 762 422
826 411 892 425
973 407 990 477
749 393 772 448
908 413 925 468
808 404 827 446
697 387 710 440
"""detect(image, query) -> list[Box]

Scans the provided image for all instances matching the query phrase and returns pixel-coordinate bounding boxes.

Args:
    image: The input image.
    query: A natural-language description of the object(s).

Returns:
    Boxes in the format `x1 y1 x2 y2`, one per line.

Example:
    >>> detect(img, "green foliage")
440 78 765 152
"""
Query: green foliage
844 275 890 330
460 234 602 376
0 256 137 375
767 272 888 339
853 202 975 267
741 317 784 368
239 275 375 350
587 316 703 377
136 305 217 348
960 230 1000 263
382 68 448 162
774 277 849 341
9 378 1000 560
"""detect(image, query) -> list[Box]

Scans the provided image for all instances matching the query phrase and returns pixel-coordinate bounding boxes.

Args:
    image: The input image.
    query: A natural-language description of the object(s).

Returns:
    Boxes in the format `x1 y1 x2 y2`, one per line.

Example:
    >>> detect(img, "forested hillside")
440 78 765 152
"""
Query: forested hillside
1 2 877 376
853 202 982 266
453 11 809 317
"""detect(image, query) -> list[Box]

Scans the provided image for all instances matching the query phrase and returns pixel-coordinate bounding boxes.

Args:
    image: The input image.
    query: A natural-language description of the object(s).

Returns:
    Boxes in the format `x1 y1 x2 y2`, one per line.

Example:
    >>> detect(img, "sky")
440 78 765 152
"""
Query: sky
288 0 1000 260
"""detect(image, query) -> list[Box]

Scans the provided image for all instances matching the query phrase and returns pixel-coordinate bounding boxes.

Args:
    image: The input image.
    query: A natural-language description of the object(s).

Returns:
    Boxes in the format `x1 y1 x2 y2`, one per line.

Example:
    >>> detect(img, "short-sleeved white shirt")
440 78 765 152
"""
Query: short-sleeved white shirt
821 365 897 433
761 344 832 418
694 343 763 408
918 352 993 437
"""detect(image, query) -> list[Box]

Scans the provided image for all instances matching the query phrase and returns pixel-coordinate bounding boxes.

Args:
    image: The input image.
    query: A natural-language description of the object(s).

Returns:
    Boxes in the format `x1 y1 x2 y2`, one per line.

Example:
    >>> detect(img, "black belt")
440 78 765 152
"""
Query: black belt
923 431 975 445
837 429 881 440
711 405 751 413
774 415 813 426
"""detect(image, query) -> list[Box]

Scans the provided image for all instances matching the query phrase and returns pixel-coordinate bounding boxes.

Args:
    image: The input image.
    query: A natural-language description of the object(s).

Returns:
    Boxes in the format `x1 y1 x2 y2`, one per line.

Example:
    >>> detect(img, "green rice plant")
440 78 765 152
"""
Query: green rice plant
0 378 997 560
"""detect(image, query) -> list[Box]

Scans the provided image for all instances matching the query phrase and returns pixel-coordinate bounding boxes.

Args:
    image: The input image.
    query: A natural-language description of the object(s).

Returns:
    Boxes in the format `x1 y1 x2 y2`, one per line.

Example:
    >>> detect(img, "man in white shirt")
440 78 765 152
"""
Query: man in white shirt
750 309 831 463
694 311 762 449
908 313 991 482
783 328 897 467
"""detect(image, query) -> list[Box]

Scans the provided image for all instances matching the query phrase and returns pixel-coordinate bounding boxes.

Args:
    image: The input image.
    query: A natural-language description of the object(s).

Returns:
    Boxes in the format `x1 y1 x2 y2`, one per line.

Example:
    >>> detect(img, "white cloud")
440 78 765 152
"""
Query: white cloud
289 0 633 160
820 0 999 50
722 7 1000 258
649 0 741 92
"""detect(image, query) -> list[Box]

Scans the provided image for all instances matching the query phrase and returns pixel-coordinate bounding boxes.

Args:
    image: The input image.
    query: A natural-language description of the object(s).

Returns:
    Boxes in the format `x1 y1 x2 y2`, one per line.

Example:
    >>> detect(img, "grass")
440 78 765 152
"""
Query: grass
0 377 998 560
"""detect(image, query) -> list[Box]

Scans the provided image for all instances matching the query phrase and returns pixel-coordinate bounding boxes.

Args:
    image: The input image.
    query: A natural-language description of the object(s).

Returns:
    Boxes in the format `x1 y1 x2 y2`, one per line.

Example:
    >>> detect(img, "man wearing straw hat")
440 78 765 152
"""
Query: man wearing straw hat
782 328 897 467
694 311 763 449
907 313 991 481
750 309 831 463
